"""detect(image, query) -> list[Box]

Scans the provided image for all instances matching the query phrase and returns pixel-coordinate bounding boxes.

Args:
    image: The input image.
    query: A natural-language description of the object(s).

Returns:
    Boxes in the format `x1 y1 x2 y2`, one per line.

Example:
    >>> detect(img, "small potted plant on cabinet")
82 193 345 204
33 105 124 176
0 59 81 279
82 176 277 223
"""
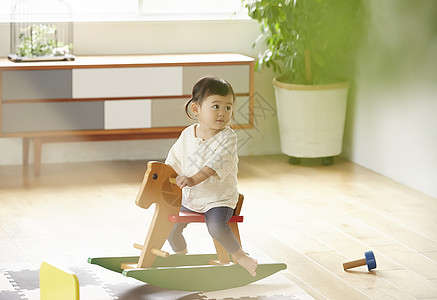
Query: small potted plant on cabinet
245 0 365 165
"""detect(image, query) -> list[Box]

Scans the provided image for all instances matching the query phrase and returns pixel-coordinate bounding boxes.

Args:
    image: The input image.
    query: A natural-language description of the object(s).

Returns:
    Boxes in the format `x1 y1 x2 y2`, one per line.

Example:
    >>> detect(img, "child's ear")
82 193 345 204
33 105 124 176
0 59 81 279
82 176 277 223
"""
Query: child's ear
191 102 200 116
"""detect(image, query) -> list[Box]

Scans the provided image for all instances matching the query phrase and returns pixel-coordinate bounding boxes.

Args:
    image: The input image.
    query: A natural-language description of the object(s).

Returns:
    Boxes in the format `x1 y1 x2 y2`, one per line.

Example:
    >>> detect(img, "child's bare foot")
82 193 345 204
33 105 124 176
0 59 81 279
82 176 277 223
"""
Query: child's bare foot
232 248 258 277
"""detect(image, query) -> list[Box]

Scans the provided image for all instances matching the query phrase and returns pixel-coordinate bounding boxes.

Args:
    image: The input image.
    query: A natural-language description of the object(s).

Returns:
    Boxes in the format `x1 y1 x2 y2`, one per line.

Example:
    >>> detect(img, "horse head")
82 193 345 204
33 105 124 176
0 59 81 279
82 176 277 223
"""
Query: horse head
135 161 182 210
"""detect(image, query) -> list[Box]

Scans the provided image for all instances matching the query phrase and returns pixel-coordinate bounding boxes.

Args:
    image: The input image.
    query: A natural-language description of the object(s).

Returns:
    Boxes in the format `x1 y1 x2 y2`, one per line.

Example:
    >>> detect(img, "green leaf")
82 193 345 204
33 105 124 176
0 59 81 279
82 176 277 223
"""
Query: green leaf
243 0 365 84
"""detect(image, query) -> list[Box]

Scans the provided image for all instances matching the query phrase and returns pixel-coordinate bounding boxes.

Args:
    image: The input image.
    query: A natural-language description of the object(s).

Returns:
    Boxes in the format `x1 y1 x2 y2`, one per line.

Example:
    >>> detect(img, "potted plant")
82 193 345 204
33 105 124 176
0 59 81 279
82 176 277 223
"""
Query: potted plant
244 0 364 165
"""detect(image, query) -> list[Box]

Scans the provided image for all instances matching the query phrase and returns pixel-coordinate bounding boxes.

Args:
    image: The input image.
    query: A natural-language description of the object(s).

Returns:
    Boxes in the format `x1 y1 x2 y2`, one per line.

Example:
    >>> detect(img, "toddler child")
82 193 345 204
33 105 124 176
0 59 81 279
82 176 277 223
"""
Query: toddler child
165 76 258 277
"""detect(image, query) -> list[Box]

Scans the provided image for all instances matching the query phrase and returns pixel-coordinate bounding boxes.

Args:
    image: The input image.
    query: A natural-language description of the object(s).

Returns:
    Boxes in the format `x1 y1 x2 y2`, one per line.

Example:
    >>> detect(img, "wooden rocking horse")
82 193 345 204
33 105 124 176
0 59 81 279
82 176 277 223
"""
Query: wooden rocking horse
89 161 286 292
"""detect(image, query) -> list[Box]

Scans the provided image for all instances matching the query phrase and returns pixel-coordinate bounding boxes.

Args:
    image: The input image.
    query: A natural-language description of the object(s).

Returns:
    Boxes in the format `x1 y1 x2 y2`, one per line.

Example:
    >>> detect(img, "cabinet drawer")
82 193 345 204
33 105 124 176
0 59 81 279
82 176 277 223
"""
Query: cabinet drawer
72 67 183 98
2 70 72 100
2 102 103 133
104 100 151 130
182 65 250 94
151 98 194 127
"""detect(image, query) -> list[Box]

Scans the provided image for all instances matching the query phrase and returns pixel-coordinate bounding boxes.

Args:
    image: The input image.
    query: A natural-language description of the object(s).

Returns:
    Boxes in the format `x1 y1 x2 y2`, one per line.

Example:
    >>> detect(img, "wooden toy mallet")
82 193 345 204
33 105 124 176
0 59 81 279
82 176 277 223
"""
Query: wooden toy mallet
343 251 377 271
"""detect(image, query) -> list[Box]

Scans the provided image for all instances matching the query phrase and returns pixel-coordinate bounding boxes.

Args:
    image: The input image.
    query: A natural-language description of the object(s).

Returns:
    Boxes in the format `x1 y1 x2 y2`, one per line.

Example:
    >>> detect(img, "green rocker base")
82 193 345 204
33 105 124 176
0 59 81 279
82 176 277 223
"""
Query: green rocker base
88 254 287 292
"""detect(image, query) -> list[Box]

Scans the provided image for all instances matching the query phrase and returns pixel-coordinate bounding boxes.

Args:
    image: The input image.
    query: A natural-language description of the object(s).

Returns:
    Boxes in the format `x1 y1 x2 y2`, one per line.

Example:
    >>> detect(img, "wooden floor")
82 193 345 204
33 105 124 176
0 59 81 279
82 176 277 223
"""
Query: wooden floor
1 155 436 299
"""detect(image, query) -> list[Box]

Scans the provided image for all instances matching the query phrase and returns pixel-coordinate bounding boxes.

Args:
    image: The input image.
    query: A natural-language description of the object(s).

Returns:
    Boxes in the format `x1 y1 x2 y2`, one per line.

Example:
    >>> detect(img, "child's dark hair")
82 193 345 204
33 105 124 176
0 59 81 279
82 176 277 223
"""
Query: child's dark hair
185 76 235 119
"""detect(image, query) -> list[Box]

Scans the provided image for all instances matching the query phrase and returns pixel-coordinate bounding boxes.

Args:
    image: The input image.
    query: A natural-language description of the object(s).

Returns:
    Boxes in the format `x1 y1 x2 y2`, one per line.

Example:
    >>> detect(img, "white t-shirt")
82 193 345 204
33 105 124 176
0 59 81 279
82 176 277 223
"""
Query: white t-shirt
165 124 239 213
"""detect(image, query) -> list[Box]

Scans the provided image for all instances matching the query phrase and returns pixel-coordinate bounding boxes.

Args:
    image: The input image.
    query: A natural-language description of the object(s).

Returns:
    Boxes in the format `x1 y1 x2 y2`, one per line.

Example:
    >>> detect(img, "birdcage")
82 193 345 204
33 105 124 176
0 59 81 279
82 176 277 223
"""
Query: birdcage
8 0 74 62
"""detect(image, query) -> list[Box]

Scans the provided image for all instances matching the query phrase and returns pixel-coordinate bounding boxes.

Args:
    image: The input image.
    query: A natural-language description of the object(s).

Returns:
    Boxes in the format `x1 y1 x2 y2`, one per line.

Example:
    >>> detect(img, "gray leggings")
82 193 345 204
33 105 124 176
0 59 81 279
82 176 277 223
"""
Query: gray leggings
168 205 241 254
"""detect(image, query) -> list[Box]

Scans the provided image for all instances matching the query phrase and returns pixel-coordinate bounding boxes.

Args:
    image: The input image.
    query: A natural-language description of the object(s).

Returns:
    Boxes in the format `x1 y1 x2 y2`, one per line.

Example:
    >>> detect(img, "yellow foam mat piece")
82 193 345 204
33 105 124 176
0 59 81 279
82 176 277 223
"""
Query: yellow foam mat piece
40 261 80 300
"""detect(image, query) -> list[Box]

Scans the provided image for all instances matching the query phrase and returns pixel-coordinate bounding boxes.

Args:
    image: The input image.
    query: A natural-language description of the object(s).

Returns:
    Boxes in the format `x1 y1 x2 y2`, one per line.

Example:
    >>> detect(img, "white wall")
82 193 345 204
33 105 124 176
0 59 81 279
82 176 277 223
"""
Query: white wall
0 20 281 165
343 0 437 199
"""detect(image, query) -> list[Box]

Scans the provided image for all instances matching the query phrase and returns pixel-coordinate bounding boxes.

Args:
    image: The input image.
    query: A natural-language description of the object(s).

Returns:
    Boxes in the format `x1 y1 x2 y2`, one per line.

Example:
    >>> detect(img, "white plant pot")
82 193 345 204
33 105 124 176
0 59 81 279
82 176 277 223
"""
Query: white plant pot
273 78 349 158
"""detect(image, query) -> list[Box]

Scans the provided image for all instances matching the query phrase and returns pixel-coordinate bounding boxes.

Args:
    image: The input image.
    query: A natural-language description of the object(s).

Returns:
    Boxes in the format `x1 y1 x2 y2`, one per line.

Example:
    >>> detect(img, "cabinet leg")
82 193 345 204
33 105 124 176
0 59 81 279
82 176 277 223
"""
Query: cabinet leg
33 138 42 176
22 138 30 172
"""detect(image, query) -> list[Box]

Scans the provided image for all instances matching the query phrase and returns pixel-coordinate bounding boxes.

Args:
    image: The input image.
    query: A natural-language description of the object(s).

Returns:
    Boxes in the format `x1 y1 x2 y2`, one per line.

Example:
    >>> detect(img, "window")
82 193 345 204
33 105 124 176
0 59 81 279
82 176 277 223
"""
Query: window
0 1 14 21
70 0 138 20
0 0 247 22
141 0 247 20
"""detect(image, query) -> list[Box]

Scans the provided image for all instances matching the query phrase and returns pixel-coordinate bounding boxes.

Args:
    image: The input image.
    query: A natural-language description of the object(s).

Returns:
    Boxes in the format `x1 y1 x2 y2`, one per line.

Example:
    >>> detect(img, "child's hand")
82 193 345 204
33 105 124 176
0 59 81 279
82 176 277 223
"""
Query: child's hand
175 167 214 188
175 175 195 188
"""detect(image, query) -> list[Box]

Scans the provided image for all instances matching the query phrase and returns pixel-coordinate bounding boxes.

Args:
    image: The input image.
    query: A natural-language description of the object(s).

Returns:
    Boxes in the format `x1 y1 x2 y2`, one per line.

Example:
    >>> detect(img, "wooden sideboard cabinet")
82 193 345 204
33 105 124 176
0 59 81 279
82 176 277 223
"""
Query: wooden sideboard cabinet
0 53 255 175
